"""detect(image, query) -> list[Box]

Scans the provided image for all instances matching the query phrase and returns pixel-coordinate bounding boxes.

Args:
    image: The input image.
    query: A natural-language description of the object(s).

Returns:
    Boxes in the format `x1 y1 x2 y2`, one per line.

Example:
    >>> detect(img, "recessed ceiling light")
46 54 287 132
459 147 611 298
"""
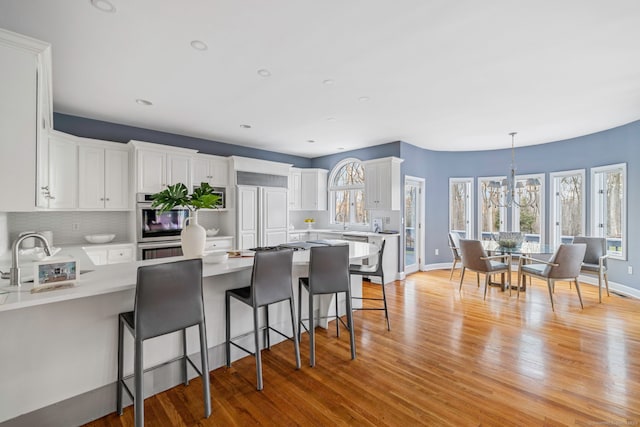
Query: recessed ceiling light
326 117 337 122
337 147 345 150
90 0 116 13
257 69 271 77
323 79 334 85
307 140 315 143
135 99 152 106
240 124 252 129
190 40 208 51
358 96 370 102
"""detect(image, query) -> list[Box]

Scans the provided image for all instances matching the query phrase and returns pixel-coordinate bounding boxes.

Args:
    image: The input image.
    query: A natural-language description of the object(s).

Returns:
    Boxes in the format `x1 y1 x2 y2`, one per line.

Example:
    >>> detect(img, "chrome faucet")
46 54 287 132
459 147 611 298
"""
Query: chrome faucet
337 212 348 231
4 233 53 287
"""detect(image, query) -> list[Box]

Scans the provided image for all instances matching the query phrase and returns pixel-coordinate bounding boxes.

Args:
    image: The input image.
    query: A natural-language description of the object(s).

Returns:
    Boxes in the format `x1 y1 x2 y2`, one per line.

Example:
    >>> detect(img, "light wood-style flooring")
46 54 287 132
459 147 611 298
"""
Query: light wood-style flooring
85 270 640 426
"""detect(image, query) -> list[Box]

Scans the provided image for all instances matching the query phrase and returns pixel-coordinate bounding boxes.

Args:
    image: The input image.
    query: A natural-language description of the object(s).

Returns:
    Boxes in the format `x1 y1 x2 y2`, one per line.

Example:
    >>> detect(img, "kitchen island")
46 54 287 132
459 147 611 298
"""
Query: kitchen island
0 242 376 426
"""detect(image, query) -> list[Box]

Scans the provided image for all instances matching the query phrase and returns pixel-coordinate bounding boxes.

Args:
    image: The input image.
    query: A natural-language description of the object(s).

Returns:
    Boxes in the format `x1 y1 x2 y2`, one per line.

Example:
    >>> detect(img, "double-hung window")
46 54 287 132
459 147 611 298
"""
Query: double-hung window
449 178 473 239
550 169 585 247
591 163 626 259
478 177 507 240
511 173 545 243
329 158 368 226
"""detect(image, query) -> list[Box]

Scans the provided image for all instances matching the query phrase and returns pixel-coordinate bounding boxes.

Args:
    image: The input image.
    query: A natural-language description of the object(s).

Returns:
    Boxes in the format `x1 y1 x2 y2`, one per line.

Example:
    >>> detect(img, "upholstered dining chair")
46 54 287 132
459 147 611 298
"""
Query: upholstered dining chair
448 232 462 280
458 239 511 299
572 236 610 303
516 243 587 311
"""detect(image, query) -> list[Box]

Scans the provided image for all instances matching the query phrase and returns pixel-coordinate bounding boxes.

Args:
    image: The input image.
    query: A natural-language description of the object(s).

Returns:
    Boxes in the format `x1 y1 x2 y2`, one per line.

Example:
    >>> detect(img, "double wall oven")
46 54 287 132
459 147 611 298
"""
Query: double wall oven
136 193 189 260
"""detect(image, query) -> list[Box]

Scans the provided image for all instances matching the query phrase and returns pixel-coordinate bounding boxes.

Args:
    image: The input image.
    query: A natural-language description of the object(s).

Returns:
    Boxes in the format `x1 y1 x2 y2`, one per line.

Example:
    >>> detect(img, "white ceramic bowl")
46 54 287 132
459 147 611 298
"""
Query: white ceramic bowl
203 250 228 263
84 234 116 244
206 228 220 237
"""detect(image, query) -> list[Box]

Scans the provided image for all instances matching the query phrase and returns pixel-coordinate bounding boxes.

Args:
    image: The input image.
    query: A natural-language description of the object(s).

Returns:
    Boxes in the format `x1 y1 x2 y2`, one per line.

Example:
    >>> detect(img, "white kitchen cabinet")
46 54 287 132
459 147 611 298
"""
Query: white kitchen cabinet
78 143 130 210
236 185 289 250
45 134 78 209
301 169 328 210
205 236 233 251
193 154 229 188
363 157 403 211
288 168 302 210
130 141 197 194
0 29 53 211
84 243 135 266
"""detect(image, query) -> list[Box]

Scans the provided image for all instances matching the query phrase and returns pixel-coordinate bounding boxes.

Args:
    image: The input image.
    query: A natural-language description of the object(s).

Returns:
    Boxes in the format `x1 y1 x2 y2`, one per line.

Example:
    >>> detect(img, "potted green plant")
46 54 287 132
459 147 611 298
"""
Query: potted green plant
151 182 221 258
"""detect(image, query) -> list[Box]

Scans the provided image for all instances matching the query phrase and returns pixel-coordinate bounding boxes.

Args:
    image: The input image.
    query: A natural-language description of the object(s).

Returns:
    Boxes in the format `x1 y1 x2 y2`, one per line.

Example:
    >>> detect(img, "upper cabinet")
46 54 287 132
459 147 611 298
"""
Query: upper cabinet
301 169 328 210
289 168 327 211
288 168 302 210
193 154 229 188
45 132 78 209
78 139 130 210
363 157 403 211
0 29 53 211
130 140 196 194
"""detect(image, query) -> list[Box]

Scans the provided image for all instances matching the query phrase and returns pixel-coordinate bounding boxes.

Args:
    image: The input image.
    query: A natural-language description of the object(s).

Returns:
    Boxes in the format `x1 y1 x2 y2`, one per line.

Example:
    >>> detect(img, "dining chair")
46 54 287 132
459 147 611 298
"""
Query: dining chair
298 245 355 367
516 243 587 311
117 259 211 426
225 248 300 391
349 239 390 330
572 236 610 303
458 239 511 299
448 232 462 280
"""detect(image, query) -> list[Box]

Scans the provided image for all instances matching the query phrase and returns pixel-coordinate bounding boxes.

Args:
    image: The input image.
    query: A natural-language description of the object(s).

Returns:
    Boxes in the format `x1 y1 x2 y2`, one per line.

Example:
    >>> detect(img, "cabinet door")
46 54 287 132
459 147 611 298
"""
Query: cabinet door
210 157 228 186
107 245 134 264
48 137 78 209
167 154 191 188
78 146 105 209
289 170 301 210
262 187 288 246
137 149 165 193
85 249 108 266
192 157 210 188
104 149 129 209
375 162 392 209
237 186 258 250
300 172 317 210
364 162 379 210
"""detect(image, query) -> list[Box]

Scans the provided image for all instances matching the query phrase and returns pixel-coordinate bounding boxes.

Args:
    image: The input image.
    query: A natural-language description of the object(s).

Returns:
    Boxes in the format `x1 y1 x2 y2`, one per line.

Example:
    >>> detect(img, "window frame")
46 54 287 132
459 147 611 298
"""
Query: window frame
449 177 474 239
511 173 545 244
591 163 627 260
477 176 507 240
549 169 586 247
328 157 368 226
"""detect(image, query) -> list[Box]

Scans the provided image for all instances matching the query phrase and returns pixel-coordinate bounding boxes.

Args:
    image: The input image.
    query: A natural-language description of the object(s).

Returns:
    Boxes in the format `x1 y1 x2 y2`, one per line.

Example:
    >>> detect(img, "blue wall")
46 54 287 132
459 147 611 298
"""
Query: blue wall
55 112 639 290
53 113 312 167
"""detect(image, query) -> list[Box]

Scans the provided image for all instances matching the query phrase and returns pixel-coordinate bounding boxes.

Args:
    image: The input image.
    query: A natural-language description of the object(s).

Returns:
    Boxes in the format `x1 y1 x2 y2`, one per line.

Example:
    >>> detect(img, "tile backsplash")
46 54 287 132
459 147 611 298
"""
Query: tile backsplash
7 211 133 246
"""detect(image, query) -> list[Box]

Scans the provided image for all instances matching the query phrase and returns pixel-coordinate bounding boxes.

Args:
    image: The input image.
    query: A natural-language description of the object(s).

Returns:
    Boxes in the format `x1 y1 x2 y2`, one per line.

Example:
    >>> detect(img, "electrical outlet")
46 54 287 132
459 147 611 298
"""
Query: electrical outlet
435 249 439 256
72 223 80 231
629 266 633 275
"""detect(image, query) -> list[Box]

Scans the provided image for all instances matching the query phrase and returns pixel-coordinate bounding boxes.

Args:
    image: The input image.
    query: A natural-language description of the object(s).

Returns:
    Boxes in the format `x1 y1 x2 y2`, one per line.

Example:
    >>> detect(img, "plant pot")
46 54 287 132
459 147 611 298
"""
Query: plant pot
181 211 206 258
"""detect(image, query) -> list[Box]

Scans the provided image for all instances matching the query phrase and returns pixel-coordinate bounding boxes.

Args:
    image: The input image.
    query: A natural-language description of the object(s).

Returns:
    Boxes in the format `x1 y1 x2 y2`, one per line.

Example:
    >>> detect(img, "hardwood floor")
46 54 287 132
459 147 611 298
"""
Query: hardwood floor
86 270 640 426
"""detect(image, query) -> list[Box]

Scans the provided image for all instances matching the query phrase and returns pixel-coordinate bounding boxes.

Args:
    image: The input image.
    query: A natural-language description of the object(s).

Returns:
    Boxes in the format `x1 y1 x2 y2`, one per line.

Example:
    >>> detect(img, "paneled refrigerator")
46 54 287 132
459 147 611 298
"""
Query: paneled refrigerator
236 185 289 250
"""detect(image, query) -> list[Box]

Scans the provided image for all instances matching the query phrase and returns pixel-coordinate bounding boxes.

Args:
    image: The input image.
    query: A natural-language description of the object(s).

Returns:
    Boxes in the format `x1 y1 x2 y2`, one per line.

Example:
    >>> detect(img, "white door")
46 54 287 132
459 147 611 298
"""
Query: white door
78 146 105 209
405 176 425 274
237 186 258 250
104 149 129 209
261 187 289 246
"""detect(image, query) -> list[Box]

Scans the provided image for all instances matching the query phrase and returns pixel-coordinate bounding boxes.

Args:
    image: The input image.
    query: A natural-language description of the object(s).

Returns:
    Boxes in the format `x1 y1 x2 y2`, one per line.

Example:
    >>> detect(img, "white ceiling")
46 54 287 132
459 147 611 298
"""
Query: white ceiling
1 1 640 158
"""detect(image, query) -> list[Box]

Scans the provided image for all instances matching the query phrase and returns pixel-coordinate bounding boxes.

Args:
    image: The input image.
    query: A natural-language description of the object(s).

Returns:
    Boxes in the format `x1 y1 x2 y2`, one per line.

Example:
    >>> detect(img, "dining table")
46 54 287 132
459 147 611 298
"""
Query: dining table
481 240 556 291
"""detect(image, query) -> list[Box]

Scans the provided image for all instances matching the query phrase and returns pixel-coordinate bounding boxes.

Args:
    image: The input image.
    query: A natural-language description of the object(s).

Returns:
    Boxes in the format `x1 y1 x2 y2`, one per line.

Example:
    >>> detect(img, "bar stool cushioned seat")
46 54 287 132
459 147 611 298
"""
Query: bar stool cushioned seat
117 258 211 426
225 248 300 391
298 245 356 367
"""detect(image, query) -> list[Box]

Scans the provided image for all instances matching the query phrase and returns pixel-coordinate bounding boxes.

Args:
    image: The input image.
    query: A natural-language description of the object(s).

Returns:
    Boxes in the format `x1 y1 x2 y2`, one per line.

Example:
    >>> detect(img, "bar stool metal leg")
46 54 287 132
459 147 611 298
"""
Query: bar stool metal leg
116 315 124 416
199 323 212 418
134 339 144 426
345 287 356 360
253 305 263 390
308 287 315 367
225 293 231 367
335 293 340 337
182 329 188 386
289 298 301 369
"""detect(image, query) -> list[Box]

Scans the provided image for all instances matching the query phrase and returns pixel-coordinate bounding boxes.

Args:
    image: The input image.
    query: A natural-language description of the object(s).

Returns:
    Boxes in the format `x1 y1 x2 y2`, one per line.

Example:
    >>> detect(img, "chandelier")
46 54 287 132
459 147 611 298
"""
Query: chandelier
484 132 540 209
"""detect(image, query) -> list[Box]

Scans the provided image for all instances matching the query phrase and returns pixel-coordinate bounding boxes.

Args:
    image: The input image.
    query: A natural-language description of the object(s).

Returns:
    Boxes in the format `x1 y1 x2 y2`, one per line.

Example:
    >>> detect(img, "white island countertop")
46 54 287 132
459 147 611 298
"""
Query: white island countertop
0 241 377 313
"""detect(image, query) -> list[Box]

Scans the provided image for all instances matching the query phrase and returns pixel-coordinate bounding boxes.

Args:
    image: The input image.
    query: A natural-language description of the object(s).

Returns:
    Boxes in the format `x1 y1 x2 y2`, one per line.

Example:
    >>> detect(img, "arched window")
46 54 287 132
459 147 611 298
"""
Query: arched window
329 158 368 226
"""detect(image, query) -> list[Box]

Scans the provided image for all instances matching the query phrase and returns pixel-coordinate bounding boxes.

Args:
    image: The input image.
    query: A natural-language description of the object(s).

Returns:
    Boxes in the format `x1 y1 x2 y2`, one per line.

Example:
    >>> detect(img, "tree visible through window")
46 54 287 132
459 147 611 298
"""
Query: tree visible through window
550 170 585 246
592 163 626 259
329 158 368 226
449 178 473 238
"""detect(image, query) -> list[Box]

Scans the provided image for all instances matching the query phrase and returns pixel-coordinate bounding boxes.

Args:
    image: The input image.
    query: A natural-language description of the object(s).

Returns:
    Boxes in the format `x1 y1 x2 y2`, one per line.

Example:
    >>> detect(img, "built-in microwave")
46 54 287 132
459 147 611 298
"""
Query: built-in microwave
136 194 190 243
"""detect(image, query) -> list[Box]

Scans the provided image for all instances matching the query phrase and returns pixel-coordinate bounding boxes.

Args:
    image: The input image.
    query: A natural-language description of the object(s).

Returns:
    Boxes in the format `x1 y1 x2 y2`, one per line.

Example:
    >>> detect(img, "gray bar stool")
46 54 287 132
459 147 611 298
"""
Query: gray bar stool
349 239 390 330
298 245 356 367
225 248 300 391
117 258 211 426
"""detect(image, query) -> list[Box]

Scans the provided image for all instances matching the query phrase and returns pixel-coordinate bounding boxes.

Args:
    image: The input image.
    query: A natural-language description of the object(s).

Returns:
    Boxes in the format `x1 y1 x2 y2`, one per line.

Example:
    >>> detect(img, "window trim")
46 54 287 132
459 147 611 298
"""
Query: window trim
590 162 627 260
449 177 474 239
328 157 367 226
477 176 507 240
511 173 545 244
549 169 586 247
